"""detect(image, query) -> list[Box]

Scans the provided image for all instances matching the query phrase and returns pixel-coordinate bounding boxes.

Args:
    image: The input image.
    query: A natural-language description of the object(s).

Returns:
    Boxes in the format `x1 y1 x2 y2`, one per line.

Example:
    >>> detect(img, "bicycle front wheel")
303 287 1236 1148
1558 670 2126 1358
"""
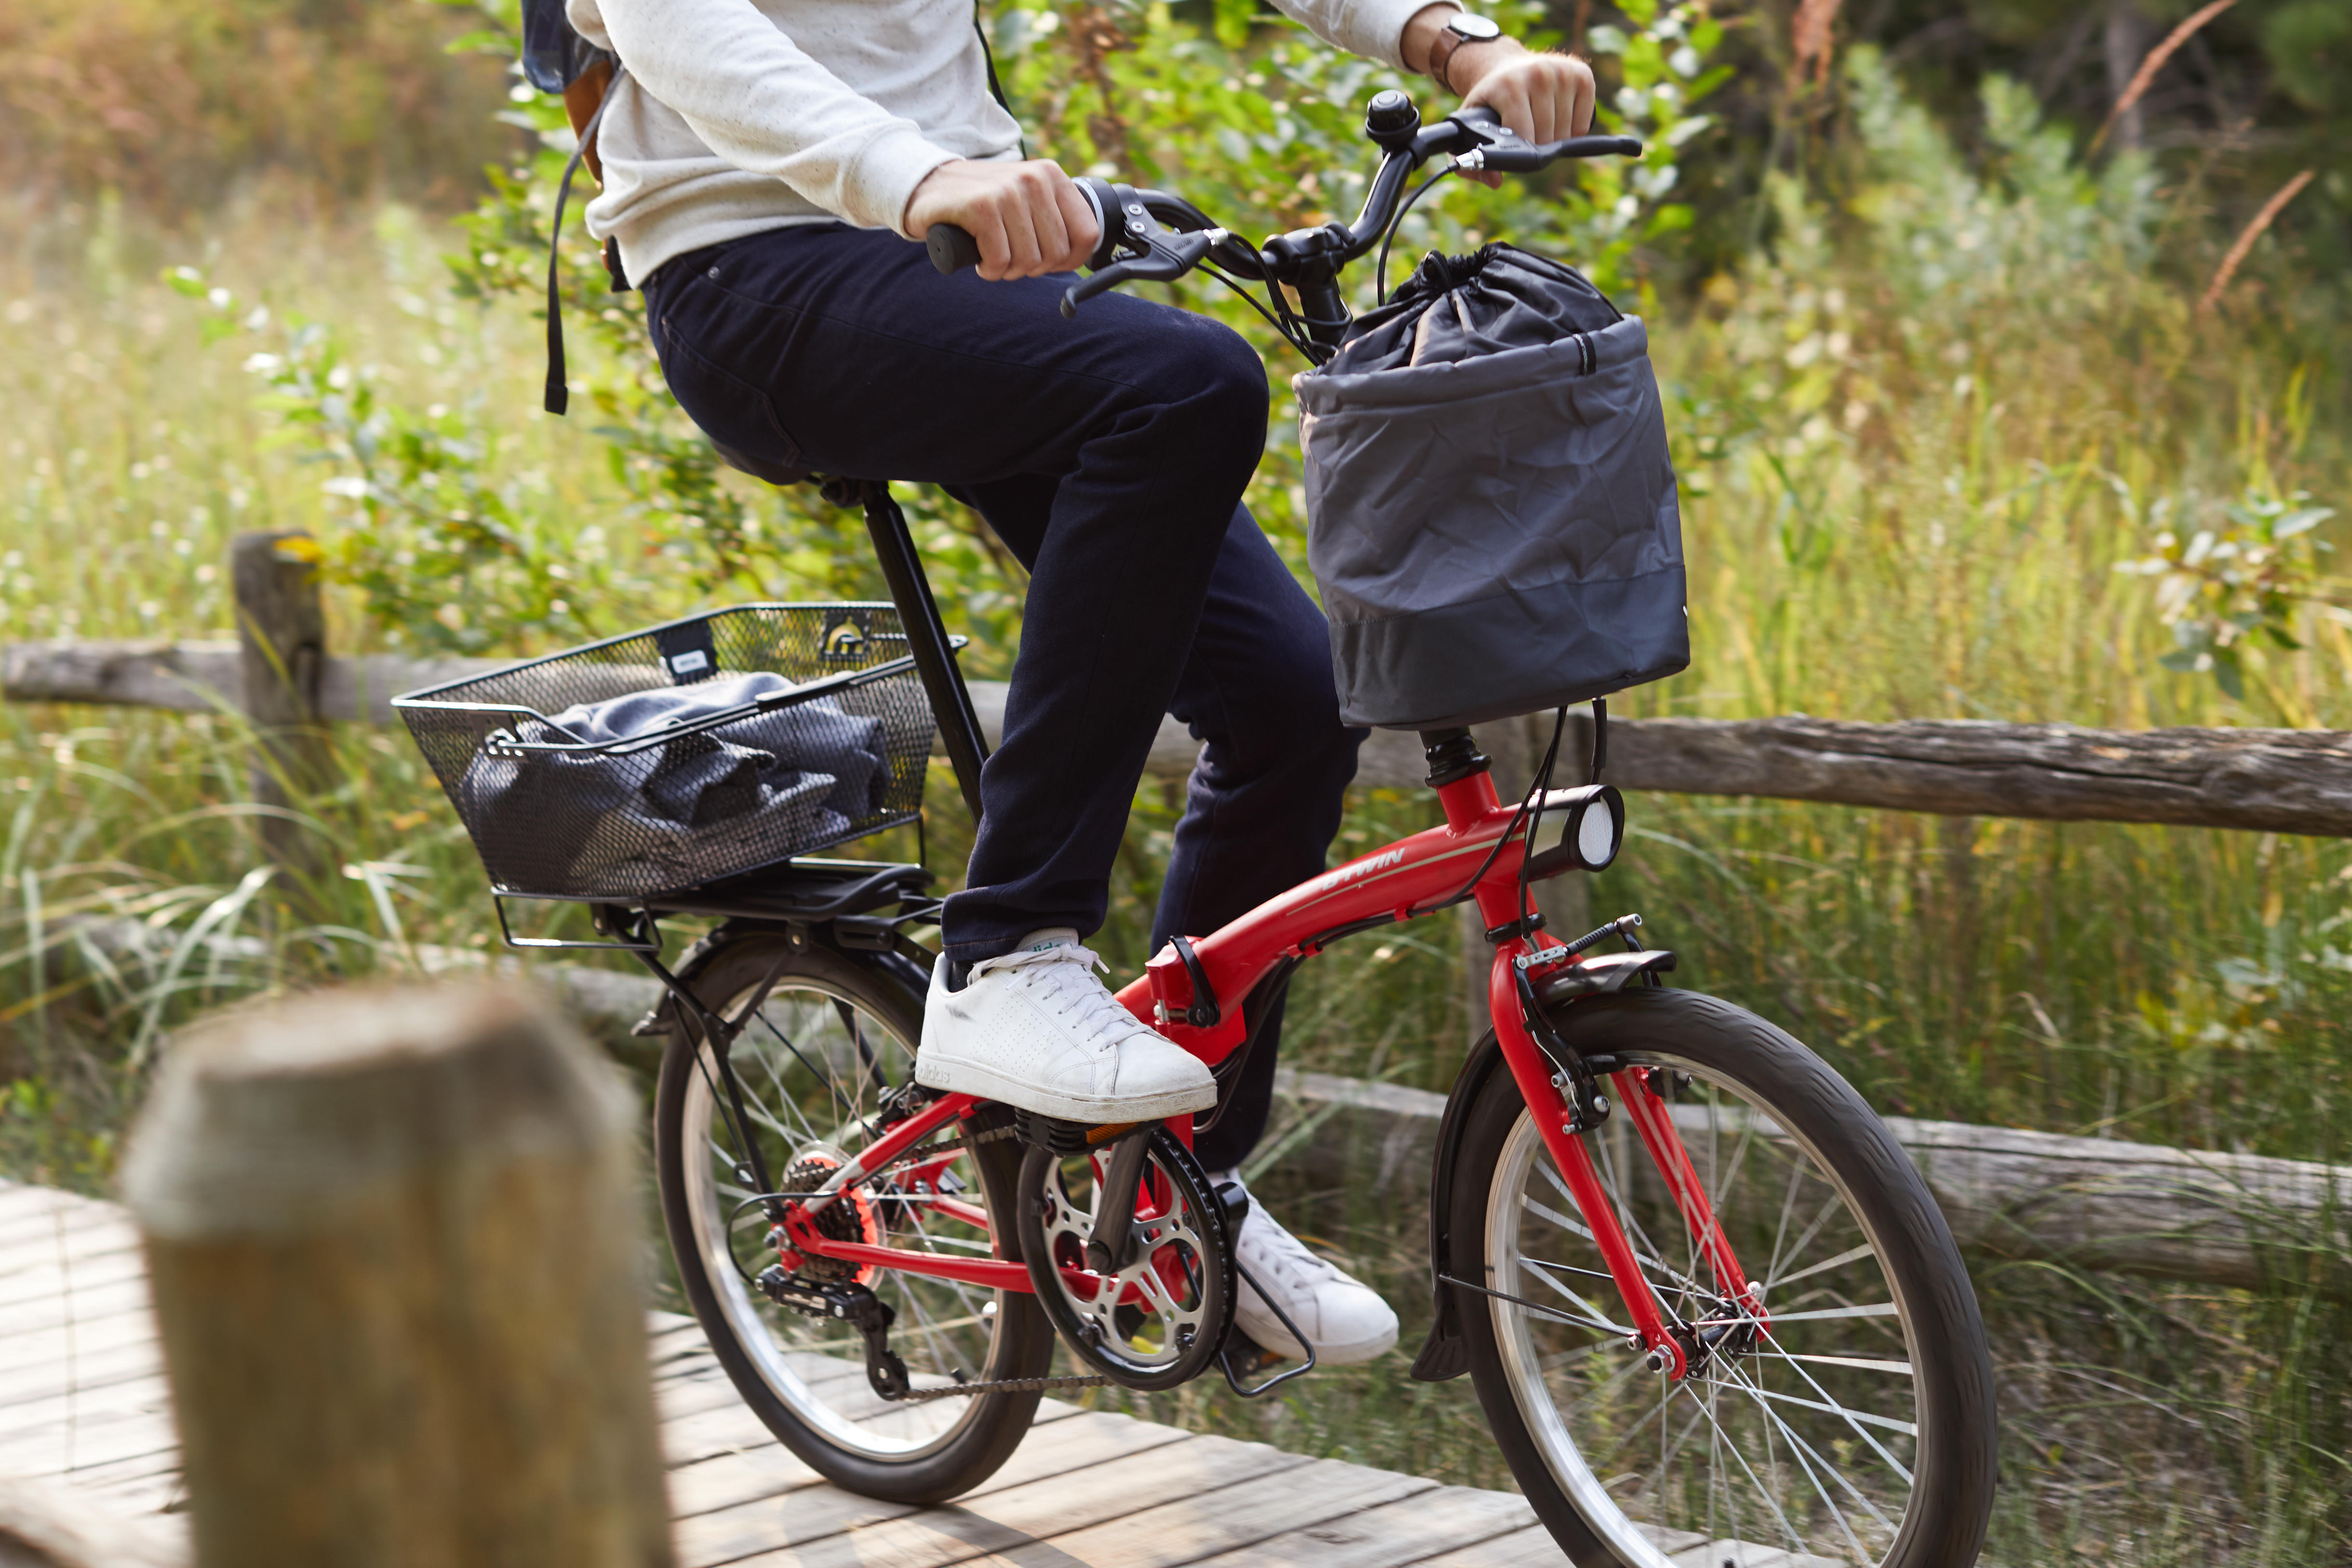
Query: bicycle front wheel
654 931 1055 1503
1451 989 1996 1568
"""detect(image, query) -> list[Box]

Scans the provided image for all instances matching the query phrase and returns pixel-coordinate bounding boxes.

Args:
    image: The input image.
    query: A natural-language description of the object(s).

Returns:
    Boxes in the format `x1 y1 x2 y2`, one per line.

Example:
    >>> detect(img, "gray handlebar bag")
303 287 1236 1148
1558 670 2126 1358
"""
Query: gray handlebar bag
1297 244 1687 731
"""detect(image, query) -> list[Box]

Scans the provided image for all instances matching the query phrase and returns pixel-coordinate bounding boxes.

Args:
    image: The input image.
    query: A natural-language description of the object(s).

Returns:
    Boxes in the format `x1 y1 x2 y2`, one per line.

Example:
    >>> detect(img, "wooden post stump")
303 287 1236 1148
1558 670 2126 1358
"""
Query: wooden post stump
118 982 675 1568
230 531 332 880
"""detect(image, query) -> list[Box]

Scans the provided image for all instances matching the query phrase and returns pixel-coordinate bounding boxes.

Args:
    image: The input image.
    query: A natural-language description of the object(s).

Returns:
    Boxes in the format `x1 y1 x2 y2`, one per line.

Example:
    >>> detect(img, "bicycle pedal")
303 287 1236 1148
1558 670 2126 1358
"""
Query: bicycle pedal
1013 1109 1106 1155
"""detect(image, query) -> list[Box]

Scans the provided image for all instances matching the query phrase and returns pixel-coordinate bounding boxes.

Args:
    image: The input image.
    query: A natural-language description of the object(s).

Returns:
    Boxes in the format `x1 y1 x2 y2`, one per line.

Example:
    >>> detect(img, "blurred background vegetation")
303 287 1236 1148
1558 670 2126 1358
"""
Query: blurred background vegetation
1 0 2347 1558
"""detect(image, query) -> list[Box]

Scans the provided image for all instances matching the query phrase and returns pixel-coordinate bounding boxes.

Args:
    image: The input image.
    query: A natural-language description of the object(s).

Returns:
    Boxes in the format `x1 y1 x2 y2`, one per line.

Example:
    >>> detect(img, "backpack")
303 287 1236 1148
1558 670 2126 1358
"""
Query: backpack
523 0 617 176
522 0 1016 419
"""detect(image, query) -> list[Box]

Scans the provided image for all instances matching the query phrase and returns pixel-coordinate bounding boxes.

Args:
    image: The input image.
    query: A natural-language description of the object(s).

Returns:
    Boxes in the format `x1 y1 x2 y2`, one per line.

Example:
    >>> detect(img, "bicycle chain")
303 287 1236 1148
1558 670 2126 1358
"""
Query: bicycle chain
881 1370 1114 1403
875 1117 1019 1179
766 1118 1095 1403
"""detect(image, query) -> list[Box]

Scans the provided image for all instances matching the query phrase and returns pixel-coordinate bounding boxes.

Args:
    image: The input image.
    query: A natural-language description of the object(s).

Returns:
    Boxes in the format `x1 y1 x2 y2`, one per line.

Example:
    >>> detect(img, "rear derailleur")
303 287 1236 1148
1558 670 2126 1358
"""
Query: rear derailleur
754 1267 911 1400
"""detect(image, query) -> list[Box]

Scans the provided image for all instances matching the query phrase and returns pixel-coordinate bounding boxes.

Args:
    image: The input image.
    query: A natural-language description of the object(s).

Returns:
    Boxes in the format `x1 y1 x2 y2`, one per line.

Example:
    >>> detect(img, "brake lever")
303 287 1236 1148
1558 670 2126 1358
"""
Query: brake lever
1454 129 1645 173
1060 229 1222 318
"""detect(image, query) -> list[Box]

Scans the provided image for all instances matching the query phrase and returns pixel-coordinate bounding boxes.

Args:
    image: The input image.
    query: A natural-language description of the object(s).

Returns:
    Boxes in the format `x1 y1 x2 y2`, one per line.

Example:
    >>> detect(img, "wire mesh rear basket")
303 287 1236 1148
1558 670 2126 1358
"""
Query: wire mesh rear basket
395 603 937 901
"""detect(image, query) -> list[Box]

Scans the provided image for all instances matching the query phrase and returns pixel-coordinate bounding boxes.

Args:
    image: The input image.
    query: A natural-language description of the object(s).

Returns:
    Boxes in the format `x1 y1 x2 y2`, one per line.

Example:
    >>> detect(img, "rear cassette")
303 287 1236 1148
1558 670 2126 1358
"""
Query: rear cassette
1015 1126 1232 1392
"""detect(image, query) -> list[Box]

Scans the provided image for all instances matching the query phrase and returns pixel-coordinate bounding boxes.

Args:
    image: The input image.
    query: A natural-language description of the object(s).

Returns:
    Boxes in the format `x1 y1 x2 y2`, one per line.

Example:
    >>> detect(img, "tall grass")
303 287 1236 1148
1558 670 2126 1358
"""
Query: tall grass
2 50 2349 1564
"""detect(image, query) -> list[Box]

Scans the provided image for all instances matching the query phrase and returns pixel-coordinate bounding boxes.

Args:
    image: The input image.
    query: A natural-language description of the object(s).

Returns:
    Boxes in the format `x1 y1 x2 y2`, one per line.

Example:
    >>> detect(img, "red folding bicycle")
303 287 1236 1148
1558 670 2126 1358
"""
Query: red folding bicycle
398 94 1995 1568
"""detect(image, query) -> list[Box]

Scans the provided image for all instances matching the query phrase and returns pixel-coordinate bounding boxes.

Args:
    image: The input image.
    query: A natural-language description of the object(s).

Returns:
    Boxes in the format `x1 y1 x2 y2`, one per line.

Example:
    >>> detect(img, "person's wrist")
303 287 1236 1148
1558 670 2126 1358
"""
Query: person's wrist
1438 33 1518 94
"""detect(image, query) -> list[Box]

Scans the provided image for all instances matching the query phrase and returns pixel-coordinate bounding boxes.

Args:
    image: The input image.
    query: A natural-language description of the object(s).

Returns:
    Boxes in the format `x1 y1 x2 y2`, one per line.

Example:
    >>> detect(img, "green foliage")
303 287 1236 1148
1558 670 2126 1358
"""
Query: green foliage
2118 485 2343 701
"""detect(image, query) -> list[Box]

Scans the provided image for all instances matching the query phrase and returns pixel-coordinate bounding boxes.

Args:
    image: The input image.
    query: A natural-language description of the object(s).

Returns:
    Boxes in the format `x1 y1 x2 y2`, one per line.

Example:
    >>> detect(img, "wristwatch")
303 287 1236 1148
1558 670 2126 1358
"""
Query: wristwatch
1426 11 1504 94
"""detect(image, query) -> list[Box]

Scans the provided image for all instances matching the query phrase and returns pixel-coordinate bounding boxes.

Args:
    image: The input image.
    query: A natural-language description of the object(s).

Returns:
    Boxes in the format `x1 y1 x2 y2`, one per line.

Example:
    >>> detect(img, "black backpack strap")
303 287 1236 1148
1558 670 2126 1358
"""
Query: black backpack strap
974 14 1024 156
545 67 626 417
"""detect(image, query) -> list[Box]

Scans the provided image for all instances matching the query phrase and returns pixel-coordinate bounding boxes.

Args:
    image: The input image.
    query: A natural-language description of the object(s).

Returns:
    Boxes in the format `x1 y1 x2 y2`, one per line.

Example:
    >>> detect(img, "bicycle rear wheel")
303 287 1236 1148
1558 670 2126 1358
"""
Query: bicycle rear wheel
1452 989 1996 1568
654 931 1055 1503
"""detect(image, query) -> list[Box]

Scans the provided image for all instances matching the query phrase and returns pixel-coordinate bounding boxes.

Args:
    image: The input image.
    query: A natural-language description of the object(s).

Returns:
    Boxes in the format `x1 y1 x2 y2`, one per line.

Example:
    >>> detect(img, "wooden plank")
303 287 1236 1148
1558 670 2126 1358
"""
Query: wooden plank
0 1474 184 1568
0 1247 148 1311
1404 1525 1572 1568
0 1400 181 1481
846 1454 1440 1568
1183 1484 1536 1568
0 1370 174 1443
0 1311 160 1380
0 1201 139 1253
0 1273 151 1333
704 1431 1307 1568
0 1337 167 1412
0 1222 144 1279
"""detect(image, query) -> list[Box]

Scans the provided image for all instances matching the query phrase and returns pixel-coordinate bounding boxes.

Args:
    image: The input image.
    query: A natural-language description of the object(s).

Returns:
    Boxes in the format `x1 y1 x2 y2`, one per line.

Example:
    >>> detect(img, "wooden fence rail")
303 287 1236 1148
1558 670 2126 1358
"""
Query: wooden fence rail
8 606 2352 840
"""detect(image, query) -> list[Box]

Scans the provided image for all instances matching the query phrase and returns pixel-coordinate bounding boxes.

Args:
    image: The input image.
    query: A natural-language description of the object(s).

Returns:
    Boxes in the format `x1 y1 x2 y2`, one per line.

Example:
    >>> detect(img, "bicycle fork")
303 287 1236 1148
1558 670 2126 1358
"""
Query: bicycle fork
1484 942 1768 1381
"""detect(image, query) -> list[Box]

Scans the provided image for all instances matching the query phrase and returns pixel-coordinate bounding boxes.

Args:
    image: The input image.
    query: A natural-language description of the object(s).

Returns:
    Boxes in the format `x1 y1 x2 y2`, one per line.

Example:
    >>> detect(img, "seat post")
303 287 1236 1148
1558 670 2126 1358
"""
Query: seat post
859 481 989 820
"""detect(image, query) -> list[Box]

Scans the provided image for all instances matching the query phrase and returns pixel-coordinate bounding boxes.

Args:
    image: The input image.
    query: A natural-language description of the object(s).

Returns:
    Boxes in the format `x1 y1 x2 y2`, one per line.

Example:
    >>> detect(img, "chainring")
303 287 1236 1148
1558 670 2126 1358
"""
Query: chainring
1014 1126 1233 1392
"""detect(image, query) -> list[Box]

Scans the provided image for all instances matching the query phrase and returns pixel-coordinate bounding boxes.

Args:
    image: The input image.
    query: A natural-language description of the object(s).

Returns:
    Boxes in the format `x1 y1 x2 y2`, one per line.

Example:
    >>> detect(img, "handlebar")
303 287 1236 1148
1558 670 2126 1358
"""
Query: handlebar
923 92 1641 349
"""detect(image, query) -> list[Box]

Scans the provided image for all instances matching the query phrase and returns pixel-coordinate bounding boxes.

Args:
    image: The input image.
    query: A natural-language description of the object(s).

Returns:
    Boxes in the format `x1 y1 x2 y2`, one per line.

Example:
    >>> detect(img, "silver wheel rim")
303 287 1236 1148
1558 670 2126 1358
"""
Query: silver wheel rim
1486 1053 1928 1567
680 972 1005 1461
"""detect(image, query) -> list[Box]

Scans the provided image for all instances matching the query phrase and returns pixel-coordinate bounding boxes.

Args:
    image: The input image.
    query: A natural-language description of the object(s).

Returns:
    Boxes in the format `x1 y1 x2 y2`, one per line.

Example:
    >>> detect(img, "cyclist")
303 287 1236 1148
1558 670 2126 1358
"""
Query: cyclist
568 0 1594 1367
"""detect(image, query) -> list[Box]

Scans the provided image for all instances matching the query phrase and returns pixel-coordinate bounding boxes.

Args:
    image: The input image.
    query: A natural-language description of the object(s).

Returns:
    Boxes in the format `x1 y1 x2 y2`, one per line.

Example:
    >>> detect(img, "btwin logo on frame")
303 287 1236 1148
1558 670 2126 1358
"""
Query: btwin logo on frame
1308 846 1406 899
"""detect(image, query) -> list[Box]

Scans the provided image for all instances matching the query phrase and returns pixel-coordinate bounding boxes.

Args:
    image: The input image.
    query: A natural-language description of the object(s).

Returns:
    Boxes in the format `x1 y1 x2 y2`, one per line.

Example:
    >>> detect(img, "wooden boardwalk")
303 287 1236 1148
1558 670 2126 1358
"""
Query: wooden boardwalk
0 1178 1807 1568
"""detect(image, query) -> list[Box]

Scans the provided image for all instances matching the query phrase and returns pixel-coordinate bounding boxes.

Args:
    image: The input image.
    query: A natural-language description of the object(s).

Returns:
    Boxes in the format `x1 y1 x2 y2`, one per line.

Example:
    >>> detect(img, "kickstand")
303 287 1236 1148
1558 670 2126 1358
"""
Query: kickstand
1217 1256 1318 1399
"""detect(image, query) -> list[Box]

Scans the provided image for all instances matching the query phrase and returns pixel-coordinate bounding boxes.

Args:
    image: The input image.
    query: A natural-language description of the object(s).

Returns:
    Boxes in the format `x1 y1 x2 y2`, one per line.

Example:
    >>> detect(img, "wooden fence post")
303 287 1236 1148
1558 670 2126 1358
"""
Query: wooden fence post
118 982 676 1568
230 531 332 880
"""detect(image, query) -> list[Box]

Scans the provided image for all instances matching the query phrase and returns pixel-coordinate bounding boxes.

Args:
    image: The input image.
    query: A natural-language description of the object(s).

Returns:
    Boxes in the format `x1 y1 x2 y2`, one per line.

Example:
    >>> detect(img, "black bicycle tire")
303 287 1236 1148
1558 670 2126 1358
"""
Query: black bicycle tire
653 932 1057 1503
1449 988 1998 1568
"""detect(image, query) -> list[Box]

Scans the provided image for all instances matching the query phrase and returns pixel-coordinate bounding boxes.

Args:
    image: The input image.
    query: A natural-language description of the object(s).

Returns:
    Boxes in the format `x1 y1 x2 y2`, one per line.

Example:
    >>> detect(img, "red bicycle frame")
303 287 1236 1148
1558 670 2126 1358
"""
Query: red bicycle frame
776 763 1757 1381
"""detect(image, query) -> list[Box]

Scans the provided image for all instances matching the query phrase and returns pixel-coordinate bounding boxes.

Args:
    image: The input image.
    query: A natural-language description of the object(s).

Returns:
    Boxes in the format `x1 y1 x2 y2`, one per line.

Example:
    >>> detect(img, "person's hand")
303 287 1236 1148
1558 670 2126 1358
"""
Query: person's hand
1457 49 1597 147
904 159 1101 281
1454 48 1599 187
1400 8 1599 188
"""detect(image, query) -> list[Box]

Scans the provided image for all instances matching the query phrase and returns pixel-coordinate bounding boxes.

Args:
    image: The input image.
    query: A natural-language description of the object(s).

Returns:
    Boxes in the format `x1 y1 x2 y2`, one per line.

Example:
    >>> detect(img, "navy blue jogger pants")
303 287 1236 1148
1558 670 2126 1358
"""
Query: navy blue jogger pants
643 222 1365 1170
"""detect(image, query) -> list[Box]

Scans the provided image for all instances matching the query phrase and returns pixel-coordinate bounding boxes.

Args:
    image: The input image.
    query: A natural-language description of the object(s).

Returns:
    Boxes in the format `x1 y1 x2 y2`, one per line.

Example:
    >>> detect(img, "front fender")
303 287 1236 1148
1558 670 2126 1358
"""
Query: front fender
1406 948 1676 1382
1407 1026 1507 1382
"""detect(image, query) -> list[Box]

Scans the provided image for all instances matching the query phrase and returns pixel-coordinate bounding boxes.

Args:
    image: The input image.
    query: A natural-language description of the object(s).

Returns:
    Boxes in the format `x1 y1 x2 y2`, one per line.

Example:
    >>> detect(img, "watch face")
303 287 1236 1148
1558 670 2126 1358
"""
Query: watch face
1449 12 1503 39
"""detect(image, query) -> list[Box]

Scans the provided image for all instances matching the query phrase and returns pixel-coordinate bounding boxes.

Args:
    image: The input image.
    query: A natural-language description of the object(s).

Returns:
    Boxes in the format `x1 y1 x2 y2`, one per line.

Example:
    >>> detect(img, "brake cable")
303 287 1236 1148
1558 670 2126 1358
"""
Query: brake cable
1374 163 1457 303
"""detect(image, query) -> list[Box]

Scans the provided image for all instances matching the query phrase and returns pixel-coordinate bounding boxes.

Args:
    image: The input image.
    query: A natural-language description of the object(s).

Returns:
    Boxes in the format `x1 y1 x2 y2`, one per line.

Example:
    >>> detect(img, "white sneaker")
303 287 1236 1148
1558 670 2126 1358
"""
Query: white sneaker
1218 1172 1398 1365
915 929 1217 1123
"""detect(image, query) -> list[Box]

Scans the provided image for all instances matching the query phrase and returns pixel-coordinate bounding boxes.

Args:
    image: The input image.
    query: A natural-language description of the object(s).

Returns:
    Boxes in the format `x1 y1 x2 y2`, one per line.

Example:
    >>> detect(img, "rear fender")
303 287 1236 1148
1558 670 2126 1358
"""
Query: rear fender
632 919 936 1040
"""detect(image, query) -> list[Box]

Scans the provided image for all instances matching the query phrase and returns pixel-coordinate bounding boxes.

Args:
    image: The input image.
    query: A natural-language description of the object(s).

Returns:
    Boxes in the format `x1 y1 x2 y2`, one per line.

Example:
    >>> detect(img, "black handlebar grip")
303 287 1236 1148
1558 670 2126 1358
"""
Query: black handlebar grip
926 224 983 274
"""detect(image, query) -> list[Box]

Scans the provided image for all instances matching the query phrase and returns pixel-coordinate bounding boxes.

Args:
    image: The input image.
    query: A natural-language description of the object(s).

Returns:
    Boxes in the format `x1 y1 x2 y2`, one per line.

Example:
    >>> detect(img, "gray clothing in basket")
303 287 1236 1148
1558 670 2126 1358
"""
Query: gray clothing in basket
457 671 889 889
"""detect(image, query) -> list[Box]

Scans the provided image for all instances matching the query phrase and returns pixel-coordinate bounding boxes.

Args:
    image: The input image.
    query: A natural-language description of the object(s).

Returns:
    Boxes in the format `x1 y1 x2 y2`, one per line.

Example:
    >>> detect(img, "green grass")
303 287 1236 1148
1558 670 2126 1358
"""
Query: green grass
4 125 2350 1562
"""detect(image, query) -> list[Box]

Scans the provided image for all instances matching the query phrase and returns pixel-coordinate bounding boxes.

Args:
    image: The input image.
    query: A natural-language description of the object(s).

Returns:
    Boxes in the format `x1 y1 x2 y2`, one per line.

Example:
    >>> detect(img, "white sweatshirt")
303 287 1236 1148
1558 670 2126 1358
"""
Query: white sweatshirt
569 0 1448 285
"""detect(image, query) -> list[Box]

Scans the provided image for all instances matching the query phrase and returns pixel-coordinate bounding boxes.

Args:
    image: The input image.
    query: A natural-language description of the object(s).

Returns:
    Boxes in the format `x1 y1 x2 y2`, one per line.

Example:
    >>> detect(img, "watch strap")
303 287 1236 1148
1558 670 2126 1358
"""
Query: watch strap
1428 20 1494 94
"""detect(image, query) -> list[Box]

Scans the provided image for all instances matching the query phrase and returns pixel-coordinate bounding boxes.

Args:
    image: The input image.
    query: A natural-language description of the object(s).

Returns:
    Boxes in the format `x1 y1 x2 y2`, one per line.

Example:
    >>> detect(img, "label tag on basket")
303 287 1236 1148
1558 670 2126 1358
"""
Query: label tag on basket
655 619 720 684
822 610 872 662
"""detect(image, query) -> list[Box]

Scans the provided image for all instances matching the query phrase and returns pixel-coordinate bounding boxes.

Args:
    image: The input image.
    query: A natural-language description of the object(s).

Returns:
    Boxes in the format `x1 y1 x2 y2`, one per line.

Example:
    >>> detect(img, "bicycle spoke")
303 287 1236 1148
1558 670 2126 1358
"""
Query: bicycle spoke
1747 1340 1919 1484
1714 1360 1882 1560
1768 1240 1876 1293
1750 1302 1898 1325
1488 1050 1946 1566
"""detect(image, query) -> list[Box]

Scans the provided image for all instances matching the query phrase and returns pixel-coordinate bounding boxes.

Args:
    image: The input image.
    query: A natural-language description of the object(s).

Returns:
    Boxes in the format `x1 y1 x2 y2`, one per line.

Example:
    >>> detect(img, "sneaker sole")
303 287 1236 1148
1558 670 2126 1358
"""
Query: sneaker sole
913 1055 1217 1123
